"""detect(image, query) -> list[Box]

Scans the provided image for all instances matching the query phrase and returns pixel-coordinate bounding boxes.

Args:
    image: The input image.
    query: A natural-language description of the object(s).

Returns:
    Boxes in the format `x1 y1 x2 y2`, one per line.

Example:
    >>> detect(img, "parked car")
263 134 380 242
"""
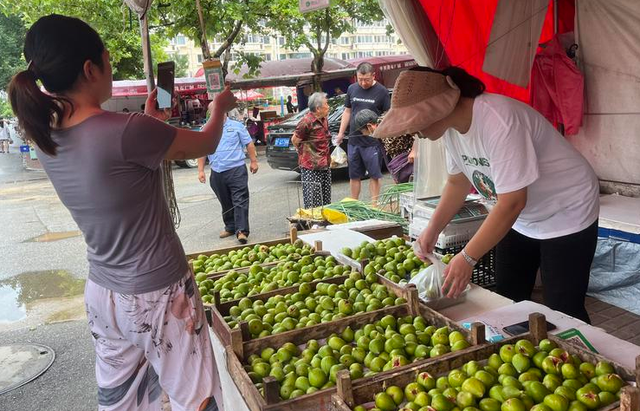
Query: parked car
265 95 348 172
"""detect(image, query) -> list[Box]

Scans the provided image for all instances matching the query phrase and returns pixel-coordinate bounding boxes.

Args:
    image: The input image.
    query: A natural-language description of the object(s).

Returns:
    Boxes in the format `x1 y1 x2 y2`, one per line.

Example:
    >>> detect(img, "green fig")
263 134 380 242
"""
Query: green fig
543 393 569 411
461 377 486 398
596 373 624 393
376 392 399 411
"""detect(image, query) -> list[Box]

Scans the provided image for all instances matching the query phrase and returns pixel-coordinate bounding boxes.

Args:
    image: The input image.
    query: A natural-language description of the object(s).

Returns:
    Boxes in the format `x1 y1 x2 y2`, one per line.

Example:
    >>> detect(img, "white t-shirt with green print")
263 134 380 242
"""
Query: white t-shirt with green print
443 93 599 240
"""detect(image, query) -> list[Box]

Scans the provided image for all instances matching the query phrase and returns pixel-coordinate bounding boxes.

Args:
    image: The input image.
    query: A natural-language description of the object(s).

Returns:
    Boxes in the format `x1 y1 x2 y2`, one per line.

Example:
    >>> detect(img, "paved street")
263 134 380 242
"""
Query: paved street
0 149 392 410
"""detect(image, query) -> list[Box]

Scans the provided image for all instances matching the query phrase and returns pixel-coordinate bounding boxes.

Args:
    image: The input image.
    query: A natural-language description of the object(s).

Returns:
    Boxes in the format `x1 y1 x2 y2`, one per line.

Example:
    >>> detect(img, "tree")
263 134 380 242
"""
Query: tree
0 13 26 91
0 94 13 118
1 1 168 80
164 0 269 77
171 53 190 78
266 0 384 90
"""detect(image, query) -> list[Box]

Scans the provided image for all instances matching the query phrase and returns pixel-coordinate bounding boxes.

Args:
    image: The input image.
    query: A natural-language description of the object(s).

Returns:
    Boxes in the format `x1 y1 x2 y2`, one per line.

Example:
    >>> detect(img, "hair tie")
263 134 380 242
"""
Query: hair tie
26 60 38 80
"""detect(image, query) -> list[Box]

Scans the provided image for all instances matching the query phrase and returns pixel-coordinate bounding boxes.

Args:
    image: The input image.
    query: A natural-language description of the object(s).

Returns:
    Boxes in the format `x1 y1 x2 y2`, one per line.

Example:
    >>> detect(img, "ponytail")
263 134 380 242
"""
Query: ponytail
441 67 485 98
8 69 68 156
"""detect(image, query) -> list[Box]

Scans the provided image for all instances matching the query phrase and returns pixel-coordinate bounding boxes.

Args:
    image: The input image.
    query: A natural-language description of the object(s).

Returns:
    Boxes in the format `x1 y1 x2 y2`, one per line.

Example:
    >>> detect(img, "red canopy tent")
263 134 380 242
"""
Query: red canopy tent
233 90 264 101
415 0 575 102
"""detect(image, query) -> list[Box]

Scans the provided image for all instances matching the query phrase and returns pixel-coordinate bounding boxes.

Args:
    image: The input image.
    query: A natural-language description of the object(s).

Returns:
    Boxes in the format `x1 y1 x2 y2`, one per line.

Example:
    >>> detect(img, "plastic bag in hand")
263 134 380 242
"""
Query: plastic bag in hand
330 146 348 168
410 243 445 301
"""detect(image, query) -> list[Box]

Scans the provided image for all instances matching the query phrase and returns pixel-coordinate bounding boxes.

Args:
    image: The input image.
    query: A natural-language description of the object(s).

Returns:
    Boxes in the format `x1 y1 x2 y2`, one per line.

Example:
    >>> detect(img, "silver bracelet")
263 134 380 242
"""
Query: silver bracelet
461 249 478 267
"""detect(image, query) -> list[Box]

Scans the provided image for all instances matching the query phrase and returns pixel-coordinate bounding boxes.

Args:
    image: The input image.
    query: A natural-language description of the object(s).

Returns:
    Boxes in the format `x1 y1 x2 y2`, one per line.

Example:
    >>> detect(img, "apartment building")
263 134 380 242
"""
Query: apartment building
166 19 408 77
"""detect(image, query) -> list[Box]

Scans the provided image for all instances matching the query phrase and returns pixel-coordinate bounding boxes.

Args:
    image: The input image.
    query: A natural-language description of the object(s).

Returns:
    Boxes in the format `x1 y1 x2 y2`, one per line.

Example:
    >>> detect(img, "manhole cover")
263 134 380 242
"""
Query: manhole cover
0 344 55 395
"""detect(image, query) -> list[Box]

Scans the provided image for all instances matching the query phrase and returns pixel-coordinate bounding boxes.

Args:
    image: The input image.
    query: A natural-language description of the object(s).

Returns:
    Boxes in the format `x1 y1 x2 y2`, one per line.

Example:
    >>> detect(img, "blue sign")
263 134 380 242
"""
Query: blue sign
20 145 30 153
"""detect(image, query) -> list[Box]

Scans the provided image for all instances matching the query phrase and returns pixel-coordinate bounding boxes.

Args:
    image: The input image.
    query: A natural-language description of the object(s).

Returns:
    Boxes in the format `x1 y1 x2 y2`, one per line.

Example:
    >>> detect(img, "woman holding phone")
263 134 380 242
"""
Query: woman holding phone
9 14 236 411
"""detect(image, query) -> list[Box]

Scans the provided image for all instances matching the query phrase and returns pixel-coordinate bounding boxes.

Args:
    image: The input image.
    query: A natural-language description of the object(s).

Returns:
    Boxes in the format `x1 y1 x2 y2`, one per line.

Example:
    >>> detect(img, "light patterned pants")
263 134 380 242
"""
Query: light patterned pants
300 167 332 209
85 272 223 411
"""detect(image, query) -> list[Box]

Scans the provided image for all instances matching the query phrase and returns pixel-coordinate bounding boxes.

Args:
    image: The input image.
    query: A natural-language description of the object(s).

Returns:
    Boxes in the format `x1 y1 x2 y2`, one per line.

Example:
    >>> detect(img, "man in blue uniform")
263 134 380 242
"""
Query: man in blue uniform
198 114 259 244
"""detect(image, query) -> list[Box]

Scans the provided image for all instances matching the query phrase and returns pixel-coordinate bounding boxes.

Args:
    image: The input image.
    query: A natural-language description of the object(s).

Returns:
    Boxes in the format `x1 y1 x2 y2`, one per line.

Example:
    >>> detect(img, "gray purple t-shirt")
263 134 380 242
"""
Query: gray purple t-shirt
38 112 187 294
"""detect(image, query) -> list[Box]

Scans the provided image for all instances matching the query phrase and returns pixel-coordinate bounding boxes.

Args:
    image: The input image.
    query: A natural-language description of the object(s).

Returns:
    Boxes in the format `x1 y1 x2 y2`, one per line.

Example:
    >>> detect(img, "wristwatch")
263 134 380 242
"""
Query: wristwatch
461 249 478 267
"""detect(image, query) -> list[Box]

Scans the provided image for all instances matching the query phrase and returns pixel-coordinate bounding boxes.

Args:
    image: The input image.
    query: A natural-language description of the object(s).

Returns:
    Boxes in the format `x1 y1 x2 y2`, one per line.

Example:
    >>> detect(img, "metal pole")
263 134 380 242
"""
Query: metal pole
139 14 155 92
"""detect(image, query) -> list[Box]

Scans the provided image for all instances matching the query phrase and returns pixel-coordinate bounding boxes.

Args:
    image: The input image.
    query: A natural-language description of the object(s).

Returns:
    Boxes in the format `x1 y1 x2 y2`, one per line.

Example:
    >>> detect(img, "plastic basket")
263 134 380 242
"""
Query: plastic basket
436 244 496 289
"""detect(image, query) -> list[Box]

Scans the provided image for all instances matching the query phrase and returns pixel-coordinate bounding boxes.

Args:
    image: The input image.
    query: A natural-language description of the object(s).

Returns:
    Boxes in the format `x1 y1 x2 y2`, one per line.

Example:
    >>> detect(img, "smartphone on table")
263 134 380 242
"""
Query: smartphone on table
156 61 175 109
503 320 557 336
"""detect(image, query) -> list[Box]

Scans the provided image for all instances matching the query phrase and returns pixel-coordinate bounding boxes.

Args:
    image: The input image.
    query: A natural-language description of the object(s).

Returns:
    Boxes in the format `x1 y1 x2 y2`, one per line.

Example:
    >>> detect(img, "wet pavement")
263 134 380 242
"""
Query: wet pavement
0 270 86 330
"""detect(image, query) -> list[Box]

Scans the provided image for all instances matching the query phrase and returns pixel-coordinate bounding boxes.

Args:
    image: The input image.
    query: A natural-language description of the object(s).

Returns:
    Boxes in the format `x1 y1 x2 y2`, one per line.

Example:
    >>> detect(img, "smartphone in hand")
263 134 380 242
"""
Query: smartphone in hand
157 61 175 109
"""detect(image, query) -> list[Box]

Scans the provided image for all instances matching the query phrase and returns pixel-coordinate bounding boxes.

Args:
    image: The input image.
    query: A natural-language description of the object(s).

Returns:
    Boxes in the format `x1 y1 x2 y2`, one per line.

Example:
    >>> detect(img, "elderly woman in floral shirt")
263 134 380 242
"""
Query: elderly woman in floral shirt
291 92 332 208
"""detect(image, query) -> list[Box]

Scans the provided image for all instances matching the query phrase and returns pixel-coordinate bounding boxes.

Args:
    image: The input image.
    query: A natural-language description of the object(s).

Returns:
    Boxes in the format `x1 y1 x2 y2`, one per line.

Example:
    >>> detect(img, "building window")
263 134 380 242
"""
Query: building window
278 37 285 46
176 35 186 45
340 36 350 45
263 36 271 44
264 54 272 61
356 35 374 44
289 52 312 59
197 54 203 63
279 54 287 60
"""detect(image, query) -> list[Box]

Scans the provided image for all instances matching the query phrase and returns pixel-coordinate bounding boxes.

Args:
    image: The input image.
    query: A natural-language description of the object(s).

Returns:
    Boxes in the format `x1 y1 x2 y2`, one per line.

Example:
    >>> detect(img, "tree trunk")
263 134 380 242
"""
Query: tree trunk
221 48 231 78
311 53 325 92
195 0 212 60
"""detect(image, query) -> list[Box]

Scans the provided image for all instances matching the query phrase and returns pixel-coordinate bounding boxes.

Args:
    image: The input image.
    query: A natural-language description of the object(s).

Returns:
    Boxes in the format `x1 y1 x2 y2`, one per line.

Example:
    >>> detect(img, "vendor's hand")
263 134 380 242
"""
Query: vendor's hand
335 132 344 145
145 89 172 121
198 171 206 184
416 226 438 260
291 134 301 148
441 253 473 298
250 160 259 174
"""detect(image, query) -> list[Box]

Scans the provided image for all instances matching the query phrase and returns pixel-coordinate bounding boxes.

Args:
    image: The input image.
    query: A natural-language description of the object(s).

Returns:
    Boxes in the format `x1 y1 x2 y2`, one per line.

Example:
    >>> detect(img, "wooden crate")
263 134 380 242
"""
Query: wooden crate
211 272 429 356
223 301 486 411
330 313 640 411
209 274 349 348
202 250 332 289
187 228 302 261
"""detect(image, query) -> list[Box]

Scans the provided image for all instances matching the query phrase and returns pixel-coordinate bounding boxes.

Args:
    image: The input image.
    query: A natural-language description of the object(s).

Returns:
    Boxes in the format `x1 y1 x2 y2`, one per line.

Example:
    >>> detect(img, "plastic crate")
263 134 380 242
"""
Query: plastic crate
409 216 484 249
409 218 496 289
435 244 496 289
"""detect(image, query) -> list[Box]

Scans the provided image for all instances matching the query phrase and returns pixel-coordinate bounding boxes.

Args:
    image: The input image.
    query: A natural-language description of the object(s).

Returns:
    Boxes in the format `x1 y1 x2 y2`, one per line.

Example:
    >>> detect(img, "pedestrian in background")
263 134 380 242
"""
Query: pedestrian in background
292 92 332 208
286 95 296 114
336 62 390 206
8 14 237 411
198 113 258 244
355 109 415 184
0 120 12 153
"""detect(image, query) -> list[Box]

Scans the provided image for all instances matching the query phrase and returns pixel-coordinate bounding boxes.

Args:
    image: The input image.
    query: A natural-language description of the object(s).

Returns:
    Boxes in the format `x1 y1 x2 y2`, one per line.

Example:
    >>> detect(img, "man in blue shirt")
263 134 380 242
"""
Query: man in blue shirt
198 114 259 244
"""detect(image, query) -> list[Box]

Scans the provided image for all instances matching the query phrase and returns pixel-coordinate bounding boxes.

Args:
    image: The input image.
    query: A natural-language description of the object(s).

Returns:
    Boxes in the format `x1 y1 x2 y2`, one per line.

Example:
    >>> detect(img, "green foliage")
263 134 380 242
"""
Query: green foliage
0 95 14 118
164 0 269 75
0 13 26 90
1 0 168 80
171 53 190 78
266 0 384 70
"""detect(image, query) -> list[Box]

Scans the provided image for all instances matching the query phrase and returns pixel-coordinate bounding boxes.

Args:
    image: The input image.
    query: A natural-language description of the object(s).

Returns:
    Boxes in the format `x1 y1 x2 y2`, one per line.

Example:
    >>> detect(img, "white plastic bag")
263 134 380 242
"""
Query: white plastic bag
330 145 347 168
409 253 446 301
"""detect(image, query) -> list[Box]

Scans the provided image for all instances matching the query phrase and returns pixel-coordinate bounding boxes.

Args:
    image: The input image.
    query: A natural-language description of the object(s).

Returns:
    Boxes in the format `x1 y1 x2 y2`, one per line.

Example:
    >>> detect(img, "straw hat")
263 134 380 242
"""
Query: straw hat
373 68 460 139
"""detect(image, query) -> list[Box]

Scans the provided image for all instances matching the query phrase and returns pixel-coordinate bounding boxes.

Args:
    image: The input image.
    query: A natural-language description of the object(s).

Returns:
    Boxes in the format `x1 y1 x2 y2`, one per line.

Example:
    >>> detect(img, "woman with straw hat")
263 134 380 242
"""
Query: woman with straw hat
375 67 599 323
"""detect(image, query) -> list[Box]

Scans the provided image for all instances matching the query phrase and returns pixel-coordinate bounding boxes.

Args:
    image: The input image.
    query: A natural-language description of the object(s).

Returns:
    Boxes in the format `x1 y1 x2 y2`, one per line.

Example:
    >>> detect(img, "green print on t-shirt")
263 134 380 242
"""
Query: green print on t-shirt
472 170 497 200
461 155 490 167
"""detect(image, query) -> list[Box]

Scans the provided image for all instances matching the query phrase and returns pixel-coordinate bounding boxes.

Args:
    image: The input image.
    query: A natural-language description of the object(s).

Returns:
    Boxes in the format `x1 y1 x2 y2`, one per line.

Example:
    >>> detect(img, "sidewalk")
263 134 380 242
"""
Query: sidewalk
0 152 47 185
